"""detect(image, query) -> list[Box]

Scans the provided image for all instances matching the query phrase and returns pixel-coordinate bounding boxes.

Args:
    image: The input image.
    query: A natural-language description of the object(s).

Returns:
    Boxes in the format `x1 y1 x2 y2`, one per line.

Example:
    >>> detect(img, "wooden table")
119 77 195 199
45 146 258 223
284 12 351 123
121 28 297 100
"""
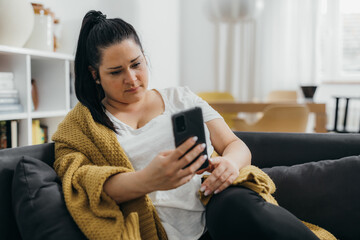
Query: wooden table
208 101 327 133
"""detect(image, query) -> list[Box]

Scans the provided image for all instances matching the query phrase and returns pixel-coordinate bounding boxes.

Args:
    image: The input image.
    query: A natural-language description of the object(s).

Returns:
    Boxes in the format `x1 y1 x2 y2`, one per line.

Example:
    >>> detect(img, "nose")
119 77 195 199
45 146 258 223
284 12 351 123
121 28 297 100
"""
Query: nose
124 69 137 84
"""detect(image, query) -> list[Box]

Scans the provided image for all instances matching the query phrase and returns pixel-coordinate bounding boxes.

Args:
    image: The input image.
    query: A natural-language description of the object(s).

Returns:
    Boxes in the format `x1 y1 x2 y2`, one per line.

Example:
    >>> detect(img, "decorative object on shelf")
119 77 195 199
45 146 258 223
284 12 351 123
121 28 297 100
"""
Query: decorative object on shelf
53 18 61 52
0 72 22 113
204 0 264 101
0 0 35 47
31 79 39 111
301 85 317 101
24 3 54 52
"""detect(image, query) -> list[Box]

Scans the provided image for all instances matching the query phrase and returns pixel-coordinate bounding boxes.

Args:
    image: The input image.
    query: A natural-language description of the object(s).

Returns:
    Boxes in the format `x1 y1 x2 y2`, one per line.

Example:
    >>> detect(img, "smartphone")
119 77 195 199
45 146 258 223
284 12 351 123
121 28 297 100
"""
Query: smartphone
172 107 209 170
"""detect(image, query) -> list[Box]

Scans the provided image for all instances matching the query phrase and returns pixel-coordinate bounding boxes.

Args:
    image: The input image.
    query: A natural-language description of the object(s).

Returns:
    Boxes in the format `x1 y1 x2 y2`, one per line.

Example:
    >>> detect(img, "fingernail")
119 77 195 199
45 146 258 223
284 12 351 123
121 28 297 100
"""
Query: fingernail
192 136 198 142
203 155 208 160
214 190 219 194
200 186 206 192
204 190 211 196
200 143 206 149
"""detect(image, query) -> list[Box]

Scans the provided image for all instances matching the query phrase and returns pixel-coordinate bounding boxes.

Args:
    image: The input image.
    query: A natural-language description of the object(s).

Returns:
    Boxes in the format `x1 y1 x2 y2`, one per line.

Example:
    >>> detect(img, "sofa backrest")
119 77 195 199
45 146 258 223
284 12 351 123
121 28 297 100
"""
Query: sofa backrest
0 143 55 240
235 132 360 168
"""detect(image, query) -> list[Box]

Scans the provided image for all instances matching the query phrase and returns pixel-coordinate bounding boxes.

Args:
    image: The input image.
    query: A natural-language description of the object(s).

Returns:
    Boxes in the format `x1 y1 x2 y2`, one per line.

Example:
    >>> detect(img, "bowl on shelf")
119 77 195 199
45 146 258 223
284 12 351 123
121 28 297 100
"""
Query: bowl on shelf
301 85 317 100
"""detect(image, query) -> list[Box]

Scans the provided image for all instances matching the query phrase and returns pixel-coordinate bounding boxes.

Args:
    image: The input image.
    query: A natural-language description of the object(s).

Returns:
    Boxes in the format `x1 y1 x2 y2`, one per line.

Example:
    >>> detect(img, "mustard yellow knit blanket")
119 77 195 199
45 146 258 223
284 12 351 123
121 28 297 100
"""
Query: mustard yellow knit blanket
52 103 167 240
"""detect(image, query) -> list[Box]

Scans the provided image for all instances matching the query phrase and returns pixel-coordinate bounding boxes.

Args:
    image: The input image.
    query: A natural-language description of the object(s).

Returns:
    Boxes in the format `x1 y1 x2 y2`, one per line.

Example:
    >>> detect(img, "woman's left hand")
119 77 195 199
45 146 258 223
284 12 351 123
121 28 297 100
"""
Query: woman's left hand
197 156 240 196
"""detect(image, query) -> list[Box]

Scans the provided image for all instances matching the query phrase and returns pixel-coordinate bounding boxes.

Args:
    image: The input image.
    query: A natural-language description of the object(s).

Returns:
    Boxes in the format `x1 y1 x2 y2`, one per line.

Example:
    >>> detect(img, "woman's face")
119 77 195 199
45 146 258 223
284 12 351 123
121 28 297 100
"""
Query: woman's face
96 39 148 105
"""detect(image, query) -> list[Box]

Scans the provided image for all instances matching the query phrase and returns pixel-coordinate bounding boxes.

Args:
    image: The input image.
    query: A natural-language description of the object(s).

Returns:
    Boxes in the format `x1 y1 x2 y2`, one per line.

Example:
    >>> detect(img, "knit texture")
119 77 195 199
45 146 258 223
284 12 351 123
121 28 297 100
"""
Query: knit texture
52 103 168 240
200 165 337 240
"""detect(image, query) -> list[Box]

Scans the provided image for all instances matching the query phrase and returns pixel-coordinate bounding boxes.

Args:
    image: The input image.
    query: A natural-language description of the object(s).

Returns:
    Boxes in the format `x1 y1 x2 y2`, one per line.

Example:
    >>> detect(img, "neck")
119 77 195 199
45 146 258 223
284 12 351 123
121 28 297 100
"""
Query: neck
102 90 150 114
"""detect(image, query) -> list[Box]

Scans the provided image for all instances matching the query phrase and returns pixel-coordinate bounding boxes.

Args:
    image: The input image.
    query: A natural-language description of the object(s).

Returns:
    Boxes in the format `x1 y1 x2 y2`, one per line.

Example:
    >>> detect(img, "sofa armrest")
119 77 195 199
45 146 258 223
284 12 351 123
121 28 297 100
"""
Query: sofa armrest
0 143 55 240
234 131 360 168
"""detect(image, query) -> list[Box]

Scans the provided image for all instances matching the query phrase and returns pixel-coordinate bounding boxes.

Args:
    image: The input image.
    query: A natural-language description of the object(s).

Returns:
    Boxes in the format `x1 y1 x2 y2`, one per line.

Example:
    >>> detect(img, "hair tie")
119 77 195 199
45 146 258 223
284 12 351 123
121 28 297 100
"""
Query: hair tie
84 10 107 25
96 13 107 22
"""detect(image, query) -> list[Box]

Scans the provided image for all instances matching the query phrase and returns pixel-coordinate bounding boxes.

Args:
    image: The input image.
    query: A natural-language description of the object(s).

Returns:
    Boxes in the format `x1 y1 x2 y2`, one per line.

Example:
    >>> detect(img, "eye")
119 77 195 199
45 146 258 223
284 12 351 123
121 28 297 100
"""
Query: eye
110 70 122 75
132 62 141 68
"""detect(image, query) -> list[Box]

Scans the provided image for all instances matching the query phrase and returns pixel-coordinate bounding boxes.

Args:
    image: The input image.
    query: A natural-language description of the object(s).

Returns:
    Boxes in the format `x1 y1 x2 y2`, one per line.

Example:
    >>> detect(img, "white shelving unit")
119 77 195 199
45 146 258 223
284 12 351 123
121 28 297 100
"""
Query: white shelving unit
0 45 75 147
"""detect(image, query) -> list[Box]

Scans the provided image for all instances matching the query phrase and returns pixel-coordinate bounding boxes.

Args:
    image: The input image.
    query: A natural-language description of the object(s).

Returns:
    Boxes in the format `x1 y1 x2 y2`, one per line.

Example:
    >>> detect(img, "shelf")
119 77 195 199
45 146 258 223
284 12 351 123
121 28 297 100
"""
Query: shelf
0 44 74 60
0 113 28 121
31 110 68 119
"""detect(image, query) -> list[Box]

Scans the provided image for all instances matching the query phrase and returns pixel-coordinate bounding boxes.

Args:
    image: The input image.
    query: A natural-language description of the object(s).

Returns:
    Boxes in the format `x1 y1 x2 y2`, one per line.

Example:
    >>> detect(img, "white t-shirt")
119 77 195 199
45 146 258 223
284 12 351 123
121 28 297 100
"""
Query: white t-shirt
106 86 222 240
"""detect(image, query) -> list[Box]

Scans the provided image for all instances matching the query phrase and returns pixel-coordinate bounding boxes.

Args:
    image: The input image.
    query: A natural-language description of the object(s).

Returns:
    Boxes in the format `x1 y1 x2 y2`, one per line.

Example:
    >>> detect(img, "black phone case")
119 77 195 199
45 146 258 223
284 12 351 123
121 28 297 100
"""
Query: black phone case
172 107 209 170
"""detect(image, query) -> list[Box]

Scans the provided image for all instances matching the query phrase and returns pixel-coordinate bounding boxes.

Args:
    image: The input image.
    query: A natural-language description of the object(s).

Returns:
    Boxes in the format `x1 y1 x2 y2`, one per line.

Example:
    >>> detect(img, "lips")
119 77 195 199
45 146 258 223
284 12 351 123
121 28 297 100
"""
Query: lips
125 86 140 92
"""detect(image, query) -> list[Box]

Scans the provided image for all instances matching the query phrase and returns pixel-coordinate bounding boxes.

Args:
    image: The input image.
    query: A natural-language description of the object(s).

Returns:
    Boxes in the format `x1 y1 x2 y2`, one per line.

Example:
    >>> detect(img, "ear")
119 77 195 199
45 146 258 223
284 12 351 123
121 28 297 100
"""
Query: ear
88 66 98 81
143 54 149 66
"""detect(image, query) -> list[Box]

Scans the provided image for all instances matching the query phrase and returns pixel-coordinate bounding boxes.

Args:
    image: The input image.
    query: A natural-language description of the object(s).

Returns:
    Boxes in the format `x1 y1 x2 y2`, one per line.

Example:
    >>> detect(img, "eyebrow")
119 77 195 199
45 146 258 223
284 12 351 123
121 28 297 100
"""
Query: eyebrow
107 55 141 70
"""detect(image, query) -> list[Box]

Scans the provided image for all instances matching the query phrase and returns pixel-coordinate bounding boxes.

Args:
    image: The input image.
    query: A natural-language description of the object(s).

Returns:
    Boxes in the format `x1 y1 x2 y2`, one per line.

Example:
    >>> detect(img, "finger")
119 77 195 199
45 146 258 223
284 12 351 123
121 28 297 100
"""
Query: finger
177 143 206 169
211 170 232 193
195 165 210 175
213 174 238 194
202 165 226 195
171 136 198 159
179 154 208 178
206 157 221 169
209 157 222 165
176 173 196 188
207 167 230 194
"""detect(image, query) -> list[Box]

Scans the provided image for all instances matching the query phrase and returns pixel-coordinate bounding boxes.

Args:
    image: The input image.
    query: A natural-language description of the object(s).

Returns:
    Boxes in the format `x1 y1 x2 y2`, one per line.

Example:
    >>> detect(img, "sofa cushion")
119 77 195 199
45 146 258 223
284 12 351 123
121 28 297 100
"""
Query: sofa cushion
12 155 86 240
263 155 360 240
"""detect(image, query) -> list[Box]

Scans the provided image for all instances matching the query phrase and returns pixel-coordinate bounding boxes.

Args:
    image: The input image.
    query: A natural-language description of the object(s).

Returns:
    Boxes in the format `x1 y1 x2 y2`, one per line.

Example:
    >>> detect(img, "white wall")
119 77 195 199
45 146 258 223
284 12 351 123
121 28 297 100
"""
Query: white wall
179 0 215 92
137 0 180 89
31 0 180 89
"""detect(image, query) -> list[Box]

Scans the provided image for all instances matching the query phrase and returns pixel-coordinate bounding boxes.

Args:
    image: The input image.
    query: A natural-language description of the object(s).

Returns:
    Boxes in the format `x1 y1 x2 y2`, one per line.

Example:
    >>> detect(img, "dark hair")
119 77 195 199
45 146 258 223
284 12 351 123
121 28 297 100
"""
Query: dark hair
74 10 144 132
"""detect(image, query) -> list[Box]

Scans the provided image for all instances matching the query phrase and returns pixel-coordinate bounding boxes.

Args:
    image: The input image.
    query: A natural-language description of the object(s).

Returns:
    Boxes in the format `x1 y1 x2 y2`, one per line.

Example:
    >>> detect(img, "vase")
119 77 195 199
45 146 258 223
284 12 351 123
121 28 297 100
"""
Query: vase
0 0 34 47
301 85 317 101
24 3 54 51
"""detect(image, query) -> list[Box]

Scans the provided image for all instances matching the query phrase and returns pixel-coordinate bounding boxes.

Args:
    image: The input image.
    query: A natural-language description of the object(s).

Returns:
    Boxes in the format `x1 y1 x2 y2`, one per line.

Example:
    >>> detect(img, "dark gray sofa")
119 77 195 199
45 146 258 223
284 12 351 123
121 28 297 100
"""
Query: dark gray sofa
1 132 360 240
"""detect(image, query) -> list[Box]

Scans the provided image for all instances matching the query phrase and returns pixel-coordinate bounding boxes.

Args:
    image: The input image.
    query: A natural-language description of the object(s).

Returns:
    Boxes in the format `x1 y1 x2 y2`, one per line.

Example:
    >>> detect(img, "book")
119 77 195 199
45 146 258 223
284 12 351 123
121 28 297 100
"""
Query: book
11 120 18 148
0 89 19 98
40 124 48 143
32 120 48 145
0 120 18 148
0 121 7 149
0 72 14 80
0 79 15 90
0 72 15 90
0 97 20 105
0 103 23 113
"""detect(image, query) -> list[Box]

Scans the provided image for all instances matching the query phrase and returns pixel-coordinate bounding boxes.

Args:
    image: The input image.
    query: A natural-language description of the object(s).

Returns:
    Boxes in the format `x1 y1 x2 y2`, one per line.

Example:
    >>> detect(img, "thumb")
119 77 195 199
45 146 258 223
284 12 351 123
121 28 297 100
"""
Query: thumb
203 157 221 172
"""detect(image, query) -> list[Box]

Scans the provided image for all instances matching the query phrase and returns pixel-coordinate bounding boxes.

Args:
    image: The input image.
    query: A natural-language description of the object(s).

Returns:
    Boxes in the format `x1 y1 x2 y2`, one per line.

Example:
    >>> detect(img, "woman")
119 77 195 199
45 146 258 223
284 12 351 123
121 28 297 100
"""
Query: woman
52 10 321 240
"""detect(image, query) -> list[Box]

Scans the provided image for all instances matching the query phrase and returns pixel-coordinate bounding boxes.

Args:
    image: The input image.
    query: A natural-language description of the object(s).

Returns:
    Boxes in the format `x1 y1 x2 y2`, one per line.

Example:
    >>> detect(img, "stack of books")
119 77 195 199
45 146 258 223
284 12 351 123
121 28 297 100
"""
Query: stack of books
0 72 23 113
32 120 48 145
0 120 18 149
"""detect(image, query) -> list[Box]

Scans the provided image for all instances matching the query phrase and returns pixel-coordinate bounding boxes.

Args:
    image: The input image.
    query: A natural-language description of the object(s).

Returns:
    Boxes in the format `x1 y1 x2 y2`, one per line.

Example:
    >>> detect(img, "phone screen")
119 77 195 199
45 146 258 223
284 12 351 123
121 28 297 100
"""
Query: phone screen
172 107 209 170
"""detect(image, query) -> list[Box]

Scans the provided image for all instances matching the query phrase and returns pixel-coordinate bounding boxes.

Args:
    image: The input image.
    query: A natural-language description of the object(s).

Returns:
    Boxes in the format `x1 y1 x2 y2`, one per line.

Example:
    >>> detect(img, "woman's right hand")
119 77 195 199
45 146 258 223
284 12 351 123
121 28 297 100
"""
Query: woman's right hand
140 136 207 192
